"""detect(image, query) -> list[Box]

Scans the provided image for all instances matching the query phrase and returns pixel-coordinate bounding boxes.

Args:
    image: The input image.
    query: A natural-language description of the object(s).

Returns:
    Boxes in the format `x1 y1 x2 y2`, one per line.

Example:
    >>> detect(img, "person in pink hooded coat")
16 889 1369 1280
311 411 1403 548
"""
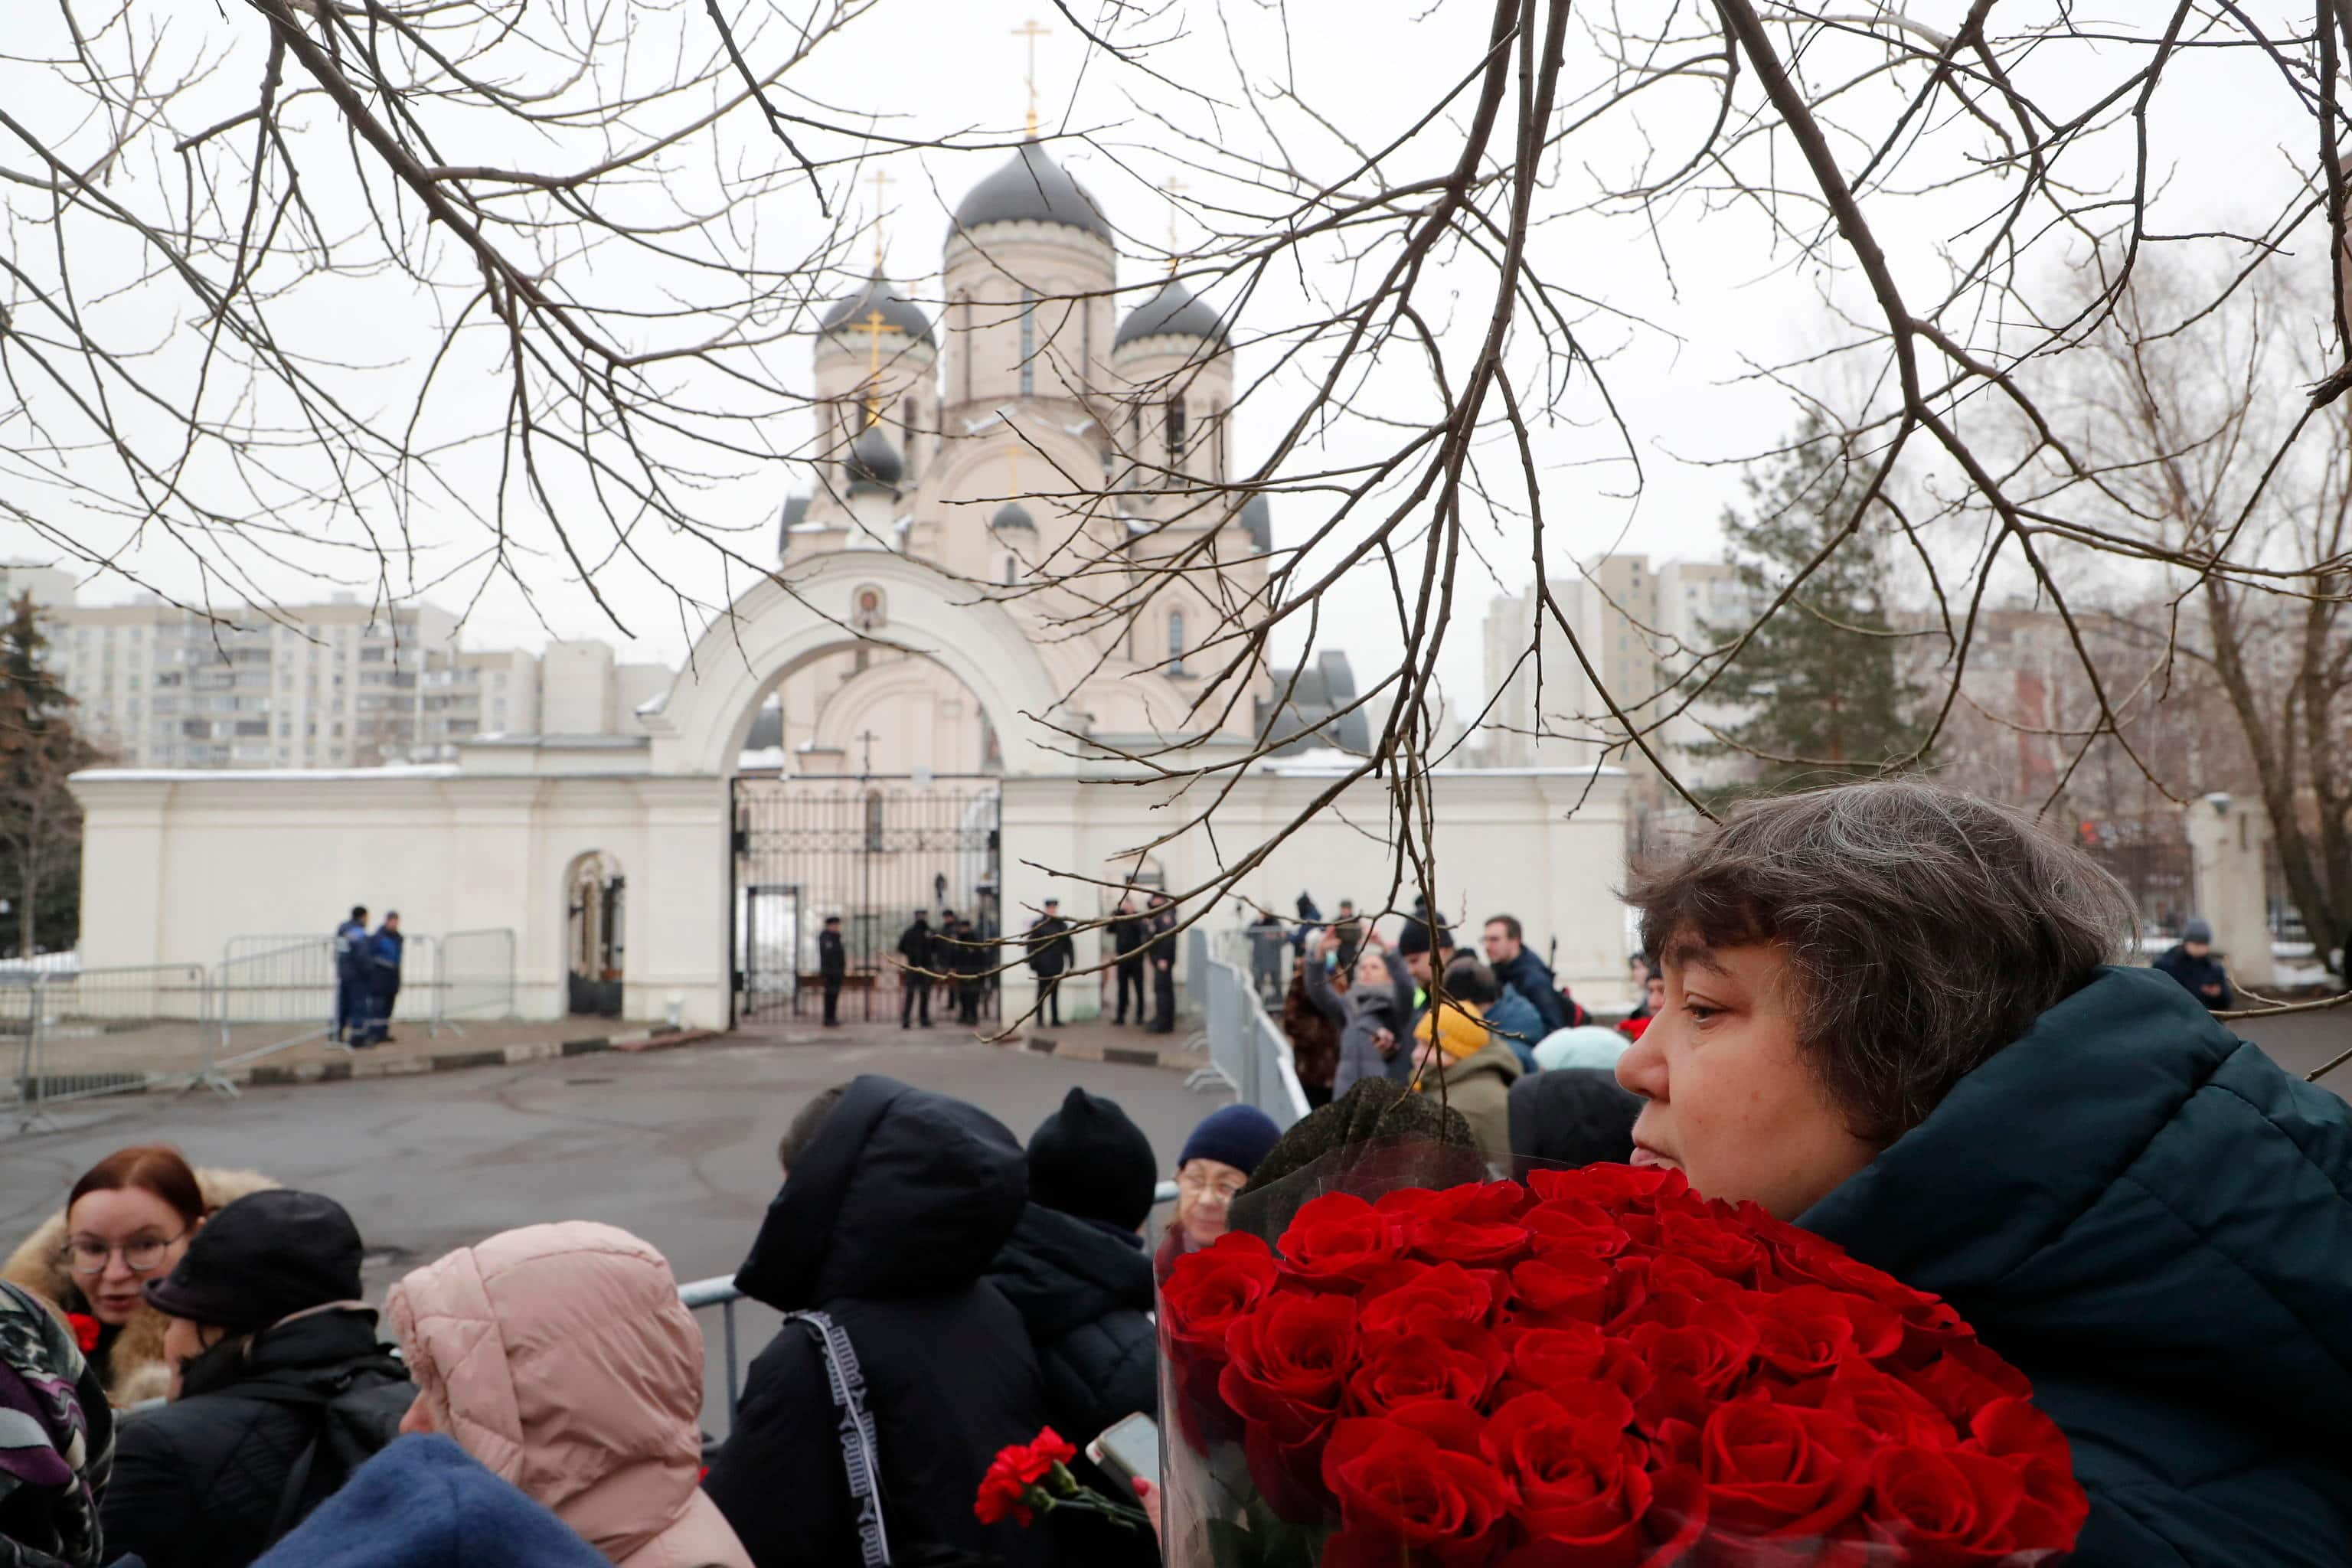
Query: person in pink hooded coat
384 1221 751 1568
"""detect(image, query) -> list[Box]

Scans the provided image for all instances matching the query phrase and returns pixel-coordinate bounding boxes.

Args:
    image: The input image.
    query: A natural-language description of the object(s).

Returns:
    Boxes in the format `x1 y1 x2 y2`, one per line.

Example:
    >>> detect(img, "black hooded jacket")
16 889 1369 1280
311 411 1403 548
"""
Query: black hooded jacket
100 1307 413 1568
985 1205 1158 1568
704 1076 1050 1568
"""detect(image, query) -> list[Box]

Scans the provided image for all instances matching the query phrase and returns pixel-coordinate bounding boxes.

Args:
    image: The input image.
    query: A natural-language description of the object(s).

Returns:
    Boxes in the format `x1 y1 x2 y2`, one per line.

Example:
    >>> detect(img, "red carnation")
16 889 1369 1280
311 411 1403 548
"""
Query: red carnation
64 1313 100 1354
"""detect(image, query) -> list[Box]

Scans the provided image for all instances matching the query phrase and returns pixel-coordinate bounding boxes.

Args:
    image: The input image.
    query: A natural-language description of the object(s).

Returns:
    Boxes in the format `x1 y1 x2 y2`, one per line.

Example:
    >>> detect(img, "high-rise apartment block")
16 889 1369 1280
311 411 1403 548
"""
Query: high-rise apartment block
15 570 668 769
1478 555 1746 791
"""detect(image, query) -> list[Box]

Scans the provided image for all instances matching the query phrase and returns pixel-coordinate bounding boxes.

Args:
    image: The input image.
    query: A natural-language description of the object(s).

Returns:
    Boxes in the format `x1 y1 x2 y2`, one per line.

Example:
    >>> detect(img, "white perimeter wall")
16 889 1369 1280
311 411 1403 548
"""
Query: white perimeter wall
74 763 1629 1030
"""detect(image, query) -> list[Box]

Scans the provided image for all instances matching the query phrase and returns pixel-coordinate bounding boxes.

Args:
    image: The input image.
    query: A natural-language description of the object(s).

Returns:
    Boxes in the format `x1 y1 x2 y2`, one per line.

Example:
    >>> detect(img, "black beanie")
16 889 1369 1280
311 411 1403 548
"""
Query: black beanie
1396 916 1450 958
145 1190 364 1336
1027 1087 1159 1233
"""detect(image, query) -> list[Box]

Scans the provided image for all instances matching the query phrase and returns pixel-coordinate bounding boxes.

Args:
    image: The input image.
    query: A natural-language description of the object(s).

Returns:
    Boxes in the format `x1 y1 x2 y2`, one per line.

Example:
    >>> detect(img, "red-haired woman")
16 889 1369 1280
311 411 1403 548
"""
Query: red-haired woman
2 1145 273 1406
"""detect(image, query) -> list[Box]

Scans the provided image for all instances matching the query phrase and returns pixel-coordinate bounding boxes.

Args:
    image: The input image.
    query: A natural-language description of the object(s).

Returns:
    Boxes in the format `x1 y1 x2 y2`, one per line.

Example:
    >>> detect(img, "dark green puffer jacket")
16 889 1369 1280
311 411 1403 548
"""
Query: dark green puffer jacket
1800 965 2352 1566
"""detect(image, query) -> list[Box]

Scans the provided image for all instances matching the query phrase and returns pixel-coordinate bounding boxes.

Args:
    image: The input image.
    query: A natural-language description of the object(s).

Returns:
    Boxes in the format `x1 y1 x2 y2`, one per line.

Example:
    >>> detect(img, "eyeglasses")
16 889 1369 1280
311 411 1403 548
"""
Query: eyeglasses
1176 1172 1245 1204
63 1231 185 1278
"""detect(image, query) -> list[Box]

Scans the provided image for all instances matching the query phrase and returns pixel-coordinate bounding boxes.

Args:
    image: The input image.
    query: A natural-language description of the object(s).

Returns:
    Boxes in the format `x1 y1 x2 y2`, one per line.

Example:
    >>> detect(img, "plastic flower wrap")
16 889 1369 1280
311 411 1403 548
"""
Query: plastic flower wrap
1155 1138 2087 1567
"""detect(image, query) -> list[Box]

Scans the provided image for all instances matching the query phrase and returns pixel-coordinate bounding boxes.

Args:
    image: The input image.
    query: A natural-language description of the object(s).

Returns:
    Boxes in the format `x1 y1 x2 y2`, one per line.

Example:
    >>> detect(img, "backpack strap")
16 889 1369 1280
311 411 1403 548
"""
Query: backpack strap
240 1357 408 1549
779 1309 891 1568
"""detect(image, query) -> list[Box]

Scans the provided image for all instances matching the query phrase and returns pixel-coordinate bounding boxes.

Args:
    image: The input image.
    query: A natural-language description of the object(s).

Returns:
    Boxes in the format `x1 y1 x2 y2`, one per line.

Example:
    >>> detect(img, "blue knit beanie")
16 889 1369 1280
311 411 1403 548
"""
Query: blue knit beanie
1178 1104 1282 1176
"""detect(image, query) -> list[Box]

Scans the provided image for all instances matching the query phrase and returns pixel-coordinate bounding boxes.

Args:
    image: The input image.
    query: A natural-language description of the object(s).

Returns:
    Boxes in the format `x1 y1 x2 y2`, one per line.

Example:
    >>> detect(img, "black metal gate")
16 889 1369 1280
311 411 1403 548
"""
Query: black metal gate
730 776 1001 1024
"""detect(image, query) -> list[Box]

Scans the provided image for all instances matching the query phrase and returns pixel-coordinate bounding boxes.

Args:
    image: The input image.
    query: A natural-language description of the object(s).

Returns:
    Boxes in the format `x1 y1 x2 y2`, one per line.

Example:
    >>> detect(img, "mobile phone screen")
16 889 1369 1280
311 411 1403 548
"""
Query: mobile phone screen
1086 1412 1160 1496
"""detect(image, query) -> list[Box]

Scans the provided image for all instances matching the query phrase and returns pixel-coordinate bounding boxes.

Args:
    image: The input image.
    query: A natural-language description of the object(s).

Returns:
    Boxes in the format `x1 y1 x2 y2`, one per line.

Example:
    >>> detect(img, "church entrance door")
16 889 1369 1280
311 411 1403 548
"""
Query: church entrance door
730 774 1002 1025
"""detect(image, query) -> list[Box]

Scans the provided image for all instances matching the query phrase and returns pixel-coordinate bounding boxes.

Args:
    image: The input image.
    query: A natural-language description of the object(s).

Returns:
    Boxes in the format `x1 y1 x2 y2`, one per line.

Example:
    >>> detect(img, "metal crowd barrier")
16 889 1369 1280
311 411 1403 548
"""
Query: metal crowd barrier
678 1178 1184 1432
3 963 212 1129
1183 928 1312 1132
0 929 521 1129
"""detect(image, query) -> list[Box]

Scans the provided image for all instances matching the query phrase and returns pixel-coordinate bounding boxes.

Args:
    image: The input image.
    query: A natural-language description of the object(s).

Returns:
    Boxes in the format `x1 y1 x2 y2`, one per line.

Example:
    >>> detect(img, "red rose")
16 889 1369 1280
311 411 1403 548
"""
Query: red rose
1505 1323 1655 1406
1651 1210 1769 1285
1161 1233 1279 1364
1523 1200 1632 1260
1625 1295 1762 1398
1383 1182 1536 1268
64 1313 101 1354
1361 1262 1501 1341
1782 1363 1958 1449
1348 1330 1507 1416
1698 1397 1871 1541
1279 1193 1407 1289
1220 1291 1359 1445
1965 1397 2090 1540
1510 1253 1613 1326
1900 1340 2034 1429
1748 1285 1904 1381
1484 1390 1650 1564
1868 1443 2076 1566
1527 1163 1691 1210
1321 1404 1515 1568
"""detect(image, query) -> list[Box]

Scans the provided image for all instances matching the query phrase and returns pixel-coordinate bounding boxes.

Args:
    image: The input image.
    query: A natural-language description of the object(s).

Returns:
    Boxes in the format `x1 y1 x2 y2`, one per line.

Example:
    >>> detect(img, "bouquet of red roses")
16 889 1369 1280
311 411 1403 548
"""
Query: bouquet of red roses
1158 1152 2087 1567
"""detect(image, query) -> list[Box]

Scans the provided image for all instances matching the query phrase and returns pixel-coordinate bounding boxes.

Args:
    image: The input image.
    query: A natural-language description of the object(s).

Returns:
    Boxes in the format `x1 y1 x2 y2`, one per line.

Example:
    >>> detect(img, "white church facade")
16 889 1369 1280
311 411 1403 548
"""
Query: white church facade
69 140 1632 1027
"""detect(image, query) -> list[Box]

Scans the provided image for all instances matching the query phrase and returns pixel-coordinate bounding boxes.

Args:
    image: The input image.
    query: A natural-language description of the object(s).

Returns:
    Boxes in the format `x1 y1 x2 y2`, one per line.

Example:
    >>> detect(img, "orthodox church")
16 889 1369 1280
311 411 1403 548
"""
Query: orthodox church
743 138 1354 777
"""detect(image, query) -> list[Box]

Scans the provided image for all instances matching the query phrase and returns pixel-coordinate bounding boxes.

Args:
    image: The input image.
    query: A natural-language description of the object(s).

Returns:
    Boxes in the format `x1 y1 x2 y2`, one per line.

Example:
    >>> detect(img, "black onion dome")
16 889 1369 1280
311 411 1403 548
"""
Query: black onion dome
990 501 1037 532
845 424 904 488
952 141 1111 241
820 273 934 348
1116 277 1224 349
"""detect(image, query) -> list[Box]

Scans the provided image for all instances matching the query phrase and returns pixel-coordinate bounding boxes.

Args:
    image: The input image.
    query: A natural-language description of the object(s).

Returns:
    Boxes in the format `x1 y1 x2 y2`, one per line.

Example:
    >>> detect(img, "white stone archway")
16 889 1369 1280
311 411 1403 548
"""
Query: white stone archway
641 551 1068 779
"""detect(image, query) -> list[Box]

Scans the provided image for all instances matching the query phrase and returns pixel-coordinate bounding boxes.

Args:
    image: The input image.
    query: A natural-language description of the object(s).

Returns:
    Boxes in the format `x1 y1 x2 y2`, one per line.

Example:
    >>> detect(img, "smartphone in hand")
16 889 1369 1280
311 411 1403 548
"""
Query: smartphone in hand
1085 1412 1160 1499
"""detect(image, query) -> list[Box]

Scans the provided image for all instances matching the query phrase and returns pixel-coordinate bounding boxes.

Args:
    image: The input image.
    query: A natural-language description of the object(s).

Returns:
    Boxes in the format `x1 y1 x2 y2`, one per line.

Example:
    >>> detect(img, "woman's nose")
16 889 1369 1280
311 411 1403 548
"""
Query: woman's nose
99 1250 134 1285
1618 1028 1666 1102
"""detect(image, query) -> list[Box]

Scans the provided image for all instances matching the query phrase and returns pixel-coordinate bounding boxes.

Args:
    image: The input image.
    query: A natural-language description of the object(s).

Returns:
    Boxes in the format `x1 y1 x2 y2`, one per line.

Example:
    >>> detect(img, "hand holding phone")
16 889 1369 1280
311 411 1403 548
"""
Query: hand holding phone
1085 1412 1160 1499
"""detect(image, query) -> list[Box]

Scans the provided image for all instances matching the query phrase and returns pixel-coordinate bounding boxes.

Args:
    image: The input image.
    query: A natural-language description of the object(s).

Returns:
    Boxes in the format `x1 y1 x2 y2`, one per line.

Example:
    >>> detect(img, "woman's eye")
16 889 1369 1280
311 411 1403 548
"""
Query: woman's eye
1685 1003 1720 1023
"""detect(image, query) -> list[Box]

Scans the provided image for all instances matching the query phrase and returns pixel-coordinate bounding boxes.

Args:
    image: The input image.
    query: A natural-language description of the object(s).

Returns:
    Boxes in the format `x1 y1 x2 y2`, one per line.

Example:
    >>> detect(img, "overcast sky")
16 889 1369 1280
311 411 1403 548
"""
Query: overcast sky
0 3 2330 710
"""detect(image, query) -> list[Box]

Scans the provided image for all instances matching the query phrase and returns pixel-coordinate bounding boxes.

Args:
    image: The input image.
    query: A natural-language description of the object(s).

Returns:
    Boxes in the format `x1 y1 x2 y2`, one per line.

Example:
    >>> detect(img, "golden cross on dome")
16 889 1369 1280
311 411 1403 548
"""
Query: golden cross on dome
867 166 893 269
1012 18 1050 136
851 306 890 426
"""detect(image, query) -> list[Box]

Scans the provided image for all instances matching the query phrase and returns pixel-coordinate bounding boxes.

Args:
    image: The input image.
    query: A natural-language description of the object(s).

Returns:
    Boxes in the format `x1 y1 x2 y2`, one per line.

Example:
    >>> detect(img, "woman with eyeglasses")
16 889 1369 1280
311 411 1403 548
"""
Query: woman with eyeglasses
2 1145 273 1407
1152 1105 1279 1282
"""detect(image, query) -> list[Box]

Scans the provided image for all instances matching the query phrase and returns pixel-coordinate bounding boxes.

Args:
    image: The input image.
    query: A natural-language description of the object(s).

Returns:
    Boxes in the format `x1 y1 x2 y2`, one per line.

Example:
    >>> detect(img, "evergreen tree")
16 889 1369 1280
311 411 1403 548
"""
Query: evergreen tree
0 595 103 957
1697 421 1925 792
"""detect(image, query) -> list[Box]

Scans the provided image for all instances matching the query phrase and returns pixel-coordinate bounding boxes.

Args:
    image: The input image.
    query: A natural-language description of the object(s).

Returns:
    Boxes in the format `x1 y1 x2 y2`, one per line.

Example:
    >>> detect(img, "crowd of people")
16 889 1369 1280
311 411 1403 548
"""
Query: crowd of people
328 906 403 1050
0 1080 1312 1568
2 782 2344 1568
1270 897 1647 1171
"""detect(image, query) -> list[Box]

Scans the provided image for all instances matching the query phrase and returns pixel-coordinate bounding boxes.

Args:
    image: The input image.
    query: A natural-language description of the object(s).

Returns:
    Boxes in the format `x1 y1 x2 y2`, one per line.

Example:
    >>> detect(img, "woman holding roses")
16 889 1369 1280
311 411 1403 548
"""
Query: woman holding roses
1618 780 2352 1568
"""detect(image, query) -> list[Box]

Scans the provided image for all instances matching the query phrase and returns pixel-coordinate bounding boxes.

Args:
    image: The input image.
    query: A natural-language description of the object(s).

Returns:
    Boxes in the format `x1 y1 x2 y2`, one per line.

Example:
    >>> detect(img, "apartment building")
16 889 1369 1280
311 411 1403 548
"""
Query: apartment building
1477 555 1747 790
29 577 672 769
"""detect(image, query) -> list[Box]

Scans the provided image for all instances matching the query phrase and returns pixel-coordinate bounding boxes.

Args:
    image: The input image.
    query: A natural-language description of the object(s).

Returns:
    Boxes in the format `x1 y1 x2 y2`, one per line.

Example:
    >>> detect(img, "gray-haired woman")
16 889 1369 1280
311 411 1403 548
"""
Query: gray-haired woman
1615 780 2352 1568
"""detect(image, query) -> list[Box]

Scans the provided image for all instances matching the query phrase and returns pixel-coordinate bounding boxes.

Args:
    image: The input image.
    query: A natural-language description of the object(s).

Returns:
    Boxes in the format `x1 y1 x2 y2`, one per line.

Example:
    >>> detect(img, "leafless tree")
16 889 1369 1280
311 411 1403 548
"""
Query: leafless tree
11 2 2352 1025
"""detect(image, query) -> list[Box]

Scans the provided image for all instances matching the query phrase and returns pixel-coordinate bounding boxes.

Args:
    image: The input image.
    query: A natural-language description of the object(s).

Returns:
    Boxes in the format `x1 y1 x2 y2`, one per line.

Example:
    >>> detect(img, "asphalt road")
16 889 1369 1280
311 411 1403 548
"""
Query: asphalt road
0 1034 1219 1436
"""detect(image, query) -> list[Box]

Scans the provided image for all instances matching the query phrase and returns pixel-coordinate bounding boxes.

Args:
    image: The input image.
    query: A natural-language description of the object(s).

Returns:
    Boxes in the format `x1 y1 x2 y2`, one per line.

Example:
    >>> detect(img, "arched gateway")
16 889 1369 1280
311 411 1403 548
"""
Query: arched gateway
641 552 1067 1024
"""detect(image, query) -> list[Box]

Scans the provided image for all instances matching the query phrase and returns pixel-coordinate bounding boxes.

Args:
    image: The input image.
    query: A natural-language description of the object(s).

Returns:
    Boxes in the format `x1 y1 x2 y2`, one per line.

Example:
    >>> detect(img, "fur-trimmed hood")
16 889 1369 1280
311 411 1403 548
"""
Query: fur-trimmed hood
2 1166 278 1407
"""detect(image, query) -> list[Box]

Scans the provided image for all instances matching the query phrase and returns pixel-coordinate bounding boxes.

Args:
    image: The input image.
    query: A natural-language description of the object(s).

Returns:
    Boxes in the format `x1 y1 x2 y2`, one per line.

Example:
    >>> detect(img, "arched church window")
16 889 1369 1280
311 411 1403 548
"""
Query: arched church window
1168 608 1187 674
1210 397 1225 481
1019 287 1037 397
900 397 920 482
1164 397 1186 486
1080 299 1093 394
1003 555 1017 586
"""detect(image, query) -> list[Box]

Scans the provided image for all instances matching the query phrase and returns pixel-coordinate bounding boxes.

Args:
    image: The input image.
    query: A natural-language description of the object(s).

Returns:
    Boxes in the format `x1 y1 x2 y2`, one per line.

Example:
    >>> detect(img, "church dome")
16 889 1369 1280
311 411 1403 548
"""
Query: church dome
1116 277 1223 349
1239 495 1271 552
952 141 1111 241
820 273 933 347
845 424 904 489
990 501 1037 533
